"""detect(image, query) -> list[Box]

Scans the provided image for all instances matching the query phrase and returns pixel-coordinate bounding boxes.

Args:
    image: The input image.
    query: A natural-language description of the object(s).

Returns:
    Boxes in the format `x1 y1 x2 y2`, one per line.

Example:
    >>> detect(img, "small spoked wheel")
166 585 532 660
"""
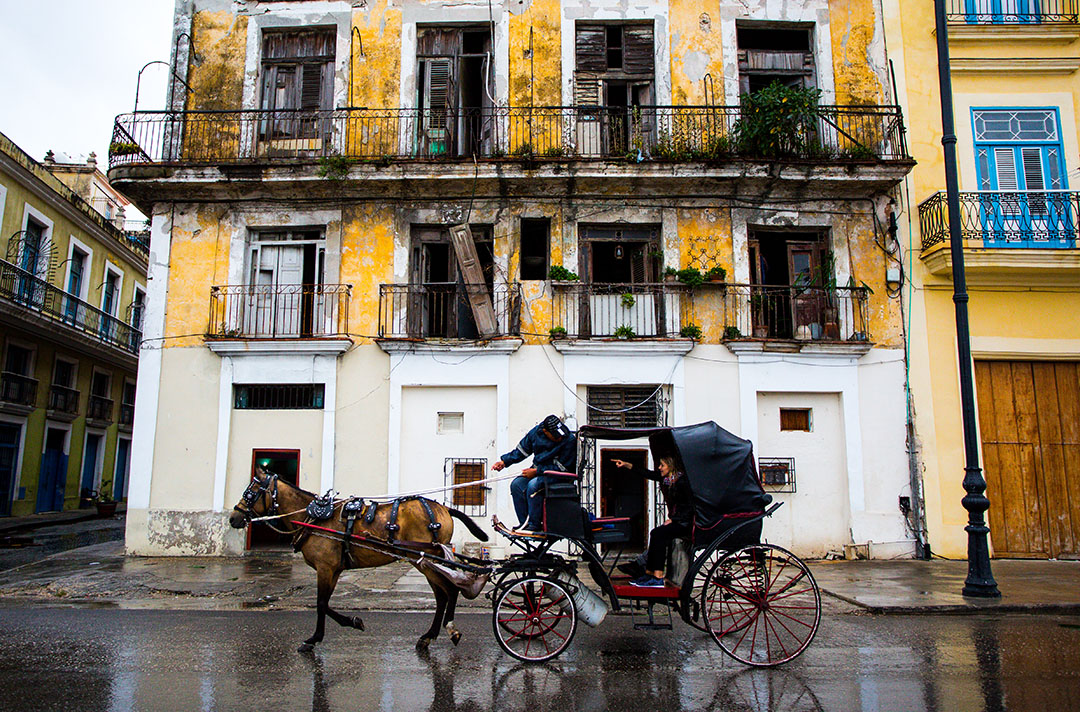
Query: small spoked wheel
702 544 821 667
493 576 577 662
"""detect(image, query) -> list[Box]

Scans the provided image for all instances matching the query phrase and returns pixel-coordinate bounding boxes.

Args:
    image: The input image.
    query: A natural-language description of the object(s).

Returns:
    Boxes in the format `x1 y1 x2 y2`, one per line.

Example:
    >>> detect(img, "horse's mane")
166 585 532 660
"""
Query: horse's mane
272 476 317 499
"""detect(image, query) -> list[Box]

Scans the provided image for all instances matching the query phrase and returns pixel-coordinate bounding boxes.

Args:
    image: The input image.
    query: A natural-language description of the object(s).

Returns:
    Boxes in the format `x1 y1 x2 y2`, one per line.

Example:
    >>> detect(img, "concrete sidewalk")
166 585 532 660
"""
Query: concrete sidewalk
1 527 1078 614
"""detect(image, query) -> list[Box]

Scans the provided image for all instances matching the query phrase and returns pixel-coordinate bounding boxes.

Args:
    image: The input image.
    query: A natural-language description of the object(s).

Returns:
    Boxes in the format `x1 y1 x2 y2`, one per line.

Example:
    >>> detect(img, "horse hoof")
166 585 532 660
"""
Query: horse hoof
416 637 431 651
352 616 365 631
450 630 462 646
298 642 315 653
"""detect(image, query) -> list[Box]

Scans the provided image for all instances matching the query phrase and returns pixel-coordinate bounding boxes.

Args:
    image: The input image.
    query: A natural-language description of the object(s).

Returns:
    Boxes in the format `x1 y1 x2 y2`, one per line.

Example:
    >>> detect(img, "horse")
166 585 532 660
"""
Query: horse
229 467 489 653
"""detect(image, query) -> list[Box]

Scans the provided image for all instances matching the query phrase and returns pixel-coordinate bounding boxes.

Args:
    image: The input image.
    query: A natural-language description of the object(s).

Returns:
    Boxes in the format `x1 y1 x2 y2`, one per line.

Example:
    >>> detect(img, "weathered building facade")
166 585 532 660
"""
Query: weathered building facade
889 1 1080 559
1 133 147 516
113 0 915 557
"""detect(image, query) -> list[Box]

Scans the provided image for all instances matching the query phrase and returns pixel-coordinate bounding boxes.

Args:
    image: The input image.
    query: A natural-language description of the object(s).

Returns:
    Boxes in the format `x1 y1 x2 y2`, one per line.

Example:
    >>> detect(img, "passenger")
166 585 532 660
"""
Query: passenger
492 414 577 535
612 456 691 587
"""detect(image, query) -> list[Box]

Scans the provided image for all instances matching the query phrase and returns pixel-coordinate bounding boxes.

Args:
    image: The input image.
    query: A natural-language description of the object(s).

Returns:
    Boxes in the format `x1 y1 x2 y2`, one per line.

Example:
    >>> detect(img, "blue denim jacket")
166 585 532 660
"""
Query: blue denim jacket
500 423 578 476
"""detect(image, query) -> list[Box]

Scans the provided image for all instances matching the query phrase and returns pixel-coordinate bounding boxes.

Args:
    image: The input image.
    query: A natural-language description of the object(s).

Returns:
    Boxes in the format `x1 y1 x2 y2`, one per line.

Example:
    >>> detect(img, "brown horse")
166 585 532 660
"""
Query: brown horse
229 467 489 653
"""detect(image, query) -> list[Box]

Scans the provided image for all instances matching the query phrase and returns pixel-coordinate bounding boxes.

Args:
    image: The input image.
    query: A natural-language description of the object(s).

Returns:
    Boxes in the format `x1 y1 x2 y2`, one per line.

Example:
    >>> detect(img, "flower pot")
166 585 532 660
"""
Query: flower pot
95 501 119 518
752 325 770 339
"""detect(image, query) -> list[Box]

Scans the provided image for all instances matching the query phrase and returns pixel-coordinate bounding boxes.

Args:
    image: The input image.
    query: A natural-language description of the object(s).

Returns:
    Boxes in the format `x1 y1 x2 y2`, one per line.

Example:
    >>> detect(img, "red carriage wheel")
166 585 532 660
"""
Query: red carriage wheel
493 576 577 662
701 545 821 666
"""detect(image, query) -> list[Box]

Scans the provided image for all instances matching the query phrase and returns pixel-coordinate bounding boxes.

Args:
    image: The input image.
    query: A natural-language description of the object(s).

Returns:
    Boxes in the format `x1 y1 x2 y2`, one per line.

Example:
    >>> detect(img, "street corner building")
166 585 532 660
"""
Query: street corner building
888 0 1080 561
111 0 916 558
1 136 148 517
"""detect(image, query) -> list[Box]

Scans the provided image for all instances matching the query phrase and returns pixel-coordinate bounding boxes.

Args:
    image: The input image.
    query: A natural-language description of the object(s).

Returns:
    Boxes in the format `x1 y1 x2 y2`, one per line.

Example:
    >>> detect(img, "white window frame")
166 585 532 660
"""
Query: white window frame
90 367 113 400
99 261 124 317
130 284 147 328
52 356 79 389
64 236 94 301
19 204 54 279
113 435 133 499
80 427 108 493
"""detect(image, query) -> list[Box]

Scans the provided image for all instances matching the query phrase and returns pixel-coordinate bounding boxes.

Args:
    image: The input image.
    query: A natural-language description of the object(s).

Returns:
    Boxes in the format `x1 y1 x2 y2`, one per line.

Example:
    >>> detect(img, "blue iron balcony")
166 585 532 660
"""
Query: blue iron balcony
919 190 1079 250
946 0 1078 24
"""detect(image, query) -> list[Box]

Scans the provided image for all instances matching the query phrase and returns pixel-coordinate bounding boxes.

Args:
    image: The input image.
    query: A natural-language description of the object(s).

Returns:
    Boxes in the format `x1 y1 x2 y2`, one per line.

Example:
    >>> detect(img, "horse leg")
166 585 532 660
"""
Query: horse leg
443 588 462 646
299 567 363 653
416 585 448 651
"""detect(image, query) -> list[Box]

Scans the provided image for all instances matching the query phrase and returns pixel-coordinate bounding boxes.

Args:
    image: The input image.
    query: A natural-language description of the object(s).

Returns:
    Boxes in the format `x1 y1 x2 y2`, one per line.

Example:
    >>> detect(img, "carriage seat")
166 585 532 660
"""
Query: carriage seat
590 516 631 544
540 471 587 538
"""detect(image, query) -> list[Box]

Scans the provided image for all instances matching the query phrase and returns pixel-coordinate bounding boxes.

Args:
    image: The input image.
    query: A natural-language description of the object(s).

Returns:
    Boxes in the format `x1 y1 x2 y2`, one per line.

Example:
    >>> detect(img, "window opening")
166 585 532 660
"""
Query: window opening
780 408 812 431
234 384 325 410
759 457 797 493
4 345 32 376
416 26 494 157
519 218 550 280
587 385 663 428
438 412 464 434
581 225 658 284
409 225 494 338
575 22 655 155
91 371 111 398
736 23 815 94
247 228 326 337
445 458 488 515
53 360 75 389
259 29 335 142
749 230 829 339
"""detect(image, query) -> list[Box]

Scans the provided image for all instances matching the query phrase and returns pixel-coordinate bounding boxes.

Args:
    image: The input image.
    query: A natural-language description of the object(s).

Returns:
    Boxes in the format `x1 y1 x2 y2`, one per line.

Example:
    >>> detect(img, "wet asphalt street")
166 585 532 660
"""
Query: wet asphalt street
0 608 1077 711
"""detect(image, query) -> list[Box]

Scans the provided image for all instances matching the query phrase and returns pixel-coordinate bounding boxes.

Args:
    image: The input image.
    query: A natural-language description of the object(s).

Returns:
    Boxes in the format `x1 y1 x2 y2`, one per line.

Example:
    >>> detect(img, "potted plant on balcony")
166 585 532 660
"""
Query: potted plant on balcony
549 325 568 339
676 268 704 289
549 265 579 281
613 325 636 339
704 265 726 283
663 267 679 283
92 480 119 518
750 292 770 339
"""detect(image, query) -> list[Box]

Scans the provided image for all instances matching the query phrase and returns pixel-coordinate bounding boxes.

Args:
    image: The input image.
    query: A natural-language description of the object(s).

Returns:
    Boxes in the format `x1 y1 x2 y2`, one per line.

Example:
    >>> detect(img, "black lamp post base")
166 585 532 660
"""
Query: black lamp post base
962 581 1002 598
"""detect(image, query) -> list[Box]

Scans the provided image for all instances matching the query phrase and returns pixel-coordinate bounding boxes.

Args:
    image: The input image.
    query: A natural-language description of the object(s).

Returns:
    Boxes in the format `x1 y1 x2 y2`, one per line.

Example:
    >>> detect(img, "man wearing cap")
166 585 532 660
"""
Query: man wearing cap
492 414 577 534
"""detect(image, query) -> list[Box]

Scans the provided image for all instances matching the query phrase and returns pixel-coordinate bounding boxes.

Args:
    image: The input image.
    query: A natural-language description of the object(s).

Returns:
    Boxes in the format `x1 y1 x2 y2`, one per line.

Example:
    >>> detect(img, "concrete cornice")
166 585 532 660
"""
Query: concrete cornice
921 245 1080 286
947 23 1080 45
551 339 694 356
950 57 1080 74
376 338 523 355
725 340 872 357
206 339 352 356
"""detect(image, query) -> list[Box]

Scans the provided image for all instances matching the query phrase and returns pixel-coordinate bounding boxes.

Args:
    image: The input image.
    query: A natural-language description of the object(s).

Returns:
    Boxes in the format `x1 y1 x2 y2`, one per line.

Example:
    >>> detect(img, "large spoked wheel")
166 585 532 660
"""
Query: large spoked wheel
701 545 821 667
680 545 728 632
493 576 577 662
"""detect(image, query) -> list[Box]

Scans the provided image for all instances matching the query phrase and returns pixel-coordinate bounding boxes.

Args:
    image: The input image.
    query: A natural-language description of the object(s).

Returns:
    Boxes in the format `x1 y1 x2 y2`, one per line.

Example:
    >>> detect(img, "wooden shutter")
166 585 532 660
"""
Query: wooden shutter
448 224 498 337
574 72 602 106
576 25 607 71
623 25 654 75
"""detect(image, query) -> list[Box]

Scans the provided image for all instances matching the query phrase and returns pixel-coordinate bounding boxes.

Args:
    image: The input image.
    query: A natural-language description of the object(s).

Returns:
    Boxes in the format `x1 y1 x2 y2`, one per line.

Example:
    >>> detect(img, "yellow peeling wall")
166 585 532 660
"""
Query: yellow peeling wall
668 0 726 105
509 0 562 108
164 206 232 347
829 0 884 105
186 11 248 112
350 2 403 109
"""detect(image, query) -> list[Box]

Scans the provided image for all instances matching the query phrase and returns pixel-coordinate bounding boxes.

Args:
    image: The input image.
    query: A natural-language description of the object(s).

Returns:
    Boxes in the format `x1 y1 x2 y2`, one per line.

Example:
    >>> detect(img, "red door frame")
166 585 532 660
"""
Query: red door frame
246 448 301 550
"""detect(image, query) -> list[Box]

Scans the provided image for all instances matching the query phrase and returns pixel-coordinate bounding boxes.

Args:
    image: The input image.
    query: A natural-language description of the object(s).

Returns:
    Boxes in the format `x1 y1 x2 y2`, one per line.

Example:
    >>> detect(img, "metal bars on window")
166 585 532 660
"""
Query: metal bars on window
233 384 325 410
759 457 797 494
444 458 489 516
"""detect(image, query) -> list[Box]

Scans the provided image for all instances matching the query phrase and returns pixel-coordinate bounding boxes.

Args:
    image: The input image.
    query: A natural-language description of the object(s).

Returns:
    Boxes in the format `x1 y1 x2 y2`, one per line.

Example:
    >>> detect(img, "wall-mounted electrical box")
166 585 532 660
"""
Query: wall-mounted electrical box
886 267 901 285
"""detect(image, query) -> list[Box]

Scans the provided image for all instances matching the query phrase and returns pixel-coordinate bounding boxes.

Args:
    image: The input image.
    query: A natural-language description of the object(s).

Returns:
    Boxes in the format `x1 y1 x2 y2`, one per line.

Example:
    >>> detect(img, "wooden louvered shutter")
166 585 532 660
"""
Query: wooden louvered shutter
576 25 607 71
623 25 654 75
574 72 602 106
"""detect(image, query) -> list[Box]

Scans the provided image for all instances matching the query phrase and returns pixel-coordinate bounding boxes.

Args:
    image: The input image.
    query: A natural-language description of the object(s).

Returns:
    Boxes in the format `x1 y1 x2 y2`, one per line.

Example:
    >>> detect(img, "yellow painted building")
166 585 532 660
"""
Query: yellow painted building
888 1 1080 559
0 133 147 516
111 0 916 557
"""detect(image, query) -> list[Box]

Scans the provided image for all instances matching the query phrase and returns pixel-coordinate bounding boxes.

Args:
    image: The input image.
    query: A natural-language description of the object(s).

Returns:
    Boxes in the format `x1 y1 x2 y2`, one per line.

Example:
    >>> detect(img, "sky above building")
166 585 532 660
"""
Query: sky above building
0 1 175 165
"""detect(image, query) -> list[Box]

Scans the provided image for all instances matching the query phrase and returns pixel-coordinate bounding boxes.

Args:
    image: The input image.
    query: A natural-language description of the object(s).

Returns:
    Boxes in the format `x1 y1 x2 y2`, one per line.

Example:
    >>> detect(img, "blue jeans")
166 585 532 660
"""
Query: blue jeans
510 474 549 528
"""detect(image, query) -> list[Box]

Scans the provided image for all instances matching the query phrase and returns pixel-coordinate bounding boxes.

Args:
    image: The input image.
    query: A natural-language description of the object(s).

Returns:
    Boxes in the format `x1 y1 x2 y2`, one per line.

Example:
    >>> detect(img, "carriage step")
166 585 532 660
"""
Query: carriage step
633 622 673 631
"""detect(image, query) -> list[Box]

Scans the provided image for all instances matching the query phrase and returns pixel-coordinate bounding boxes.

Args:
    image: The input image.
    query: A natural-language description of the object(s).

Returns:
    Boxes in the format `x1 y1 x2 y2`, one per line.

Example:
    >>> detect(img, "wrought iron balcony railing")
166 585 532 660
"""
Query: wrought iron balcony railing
87 395 114 423
110 104 909 169
47 385 80 415
0 372 39 407
947 0 1078 24
0 260 142 355
919 191 1079 250
378 283 521 339
722 284 871 343
207 283 351 339
550 282 693 339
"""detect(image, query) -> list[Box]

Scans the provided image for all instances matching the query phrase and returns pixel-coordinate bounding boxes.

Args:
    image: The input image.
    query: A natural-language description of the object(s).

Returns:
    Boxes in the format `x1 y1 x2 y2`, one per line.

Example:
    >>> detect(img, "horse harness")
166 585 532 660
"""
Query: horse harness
303 493 444 567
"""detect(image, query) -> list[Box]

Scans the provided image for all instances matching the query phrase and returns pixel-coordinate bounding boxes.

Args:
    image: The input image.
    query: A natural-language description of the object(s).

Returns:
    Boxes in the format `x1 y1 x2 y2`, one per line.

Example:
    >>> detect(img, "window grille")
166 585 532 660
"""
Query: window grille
445 458 488 516
586 385 663 428
759 457 796 494
234 384 325 410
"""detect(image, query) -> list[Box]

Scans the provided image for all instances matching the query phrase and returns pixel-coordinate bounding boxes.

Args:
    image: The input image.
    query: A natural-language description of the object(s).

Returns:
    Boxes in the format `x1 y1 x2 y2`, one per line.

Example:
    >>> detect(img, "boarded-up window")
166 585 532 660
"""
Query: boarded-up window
446 458 488 515
736 23 815 94
587 385 663 428
780 408 811 431
575 23 654 75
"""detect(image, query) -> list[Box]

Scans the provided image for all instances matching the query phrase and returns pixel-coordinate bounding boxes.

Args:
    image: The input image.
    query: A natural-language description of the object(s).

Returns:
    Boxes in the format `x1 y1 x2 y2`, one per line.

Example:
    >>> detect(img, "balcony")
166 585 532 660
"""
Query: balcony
0 372 39 409
378 283 521 340
946 0 1078 24
550 282 693 339
47 385 80 417
87 395 114 423
721 284 871 344
919 191 1079 249
109 104 910 170
0 260 141 356
207 284 351 339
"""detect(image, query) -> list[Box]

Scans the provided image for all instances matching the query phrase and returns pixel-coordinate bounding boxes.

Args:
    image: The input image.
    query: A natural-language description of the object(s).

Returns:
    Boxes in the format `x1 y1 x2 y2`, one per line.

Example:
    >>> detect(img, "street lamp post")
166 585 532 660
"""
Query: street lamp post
933 0 1000 598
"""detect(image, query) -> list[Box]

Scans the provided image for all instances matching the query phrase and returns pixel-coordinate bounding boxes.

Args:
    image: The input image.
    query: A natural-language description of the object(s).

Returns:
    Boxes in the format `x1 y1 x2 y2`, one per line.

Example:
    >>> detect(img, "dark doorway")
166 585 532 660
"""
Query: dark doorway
36 428 68 512
0 423 20 516
748 230 828 339
247 449 300 549
410 225 494 338
599 448 649 549
581 225 658 284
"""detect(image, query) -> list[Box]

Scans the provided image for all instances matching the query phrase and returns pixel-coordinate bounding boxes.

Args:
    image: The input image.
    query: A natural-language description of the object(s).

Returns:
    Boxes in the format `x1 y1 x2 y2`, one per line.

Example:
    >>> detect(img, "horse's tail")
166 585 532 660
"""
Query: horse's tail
447 507 489 542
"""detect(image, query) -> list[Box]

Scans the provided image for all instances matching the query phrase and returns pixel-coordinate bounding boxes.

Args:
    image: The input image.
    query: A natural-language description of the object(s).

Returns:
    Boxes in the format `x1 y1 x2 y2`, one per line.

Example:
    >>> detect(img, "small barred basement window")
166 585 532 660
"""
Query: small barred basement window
234 384 325 410
446 458 488 515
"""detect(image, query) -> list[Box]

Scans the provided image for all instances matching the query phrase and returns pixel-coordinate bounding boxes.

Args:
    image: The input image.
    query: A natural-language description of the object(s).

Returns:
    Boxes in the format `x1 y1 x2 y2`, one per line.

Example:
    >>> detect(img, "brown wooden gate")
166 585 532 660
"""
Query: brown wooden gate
975 361 1080 559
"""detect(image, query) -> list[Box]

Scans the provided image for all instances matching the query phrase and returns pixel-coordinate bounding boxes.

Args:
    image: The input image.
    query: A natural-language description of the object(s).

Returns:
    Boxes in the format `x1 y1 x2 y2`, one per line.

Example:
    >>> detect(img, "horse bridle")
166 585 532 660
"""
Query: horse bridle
233 472 280 523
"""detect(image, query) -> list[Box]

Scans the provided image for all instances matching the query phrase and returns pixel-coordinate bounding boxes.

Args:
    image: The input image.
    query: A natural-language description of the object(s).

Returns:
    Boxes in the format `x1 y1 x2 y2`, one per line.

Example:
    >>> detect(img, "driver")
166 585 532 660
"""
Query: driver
612 456 692 587
492 414 577 535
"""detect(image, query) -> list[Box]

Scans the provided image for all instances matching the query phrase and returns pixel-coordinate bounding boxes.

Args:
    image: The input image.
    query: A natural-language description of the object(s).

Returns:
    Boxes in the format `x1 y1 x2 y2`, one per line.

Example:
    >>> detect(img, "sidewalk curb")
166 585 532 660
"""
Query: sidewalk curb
821 588 1080 616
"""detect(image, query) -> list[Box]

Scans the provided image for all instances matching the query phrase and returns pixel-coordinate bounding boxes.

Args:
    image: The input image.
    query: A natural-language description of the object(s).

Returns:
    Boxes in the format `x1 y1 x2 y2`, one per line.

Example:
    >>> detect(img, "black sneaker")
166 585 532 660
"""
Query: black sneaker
629 575 666 588
617 561 646 578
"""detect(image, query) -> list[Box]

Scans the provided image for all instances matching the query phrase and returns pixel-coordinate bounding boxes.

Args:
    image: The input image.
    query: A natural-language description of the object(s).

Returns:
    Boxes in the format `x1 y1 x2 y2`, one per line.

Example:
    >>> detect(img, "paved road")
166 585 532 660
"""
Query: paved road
0 515 124 572
0 608 1077 711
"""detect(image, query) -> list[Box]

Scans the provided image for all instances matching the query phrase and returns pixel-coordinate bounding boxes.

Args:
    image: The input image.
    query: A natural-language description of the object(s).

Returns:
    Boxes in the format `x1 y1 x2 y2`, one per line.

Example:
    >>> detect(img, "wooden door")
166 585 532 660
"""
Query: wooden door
975 360 1080 559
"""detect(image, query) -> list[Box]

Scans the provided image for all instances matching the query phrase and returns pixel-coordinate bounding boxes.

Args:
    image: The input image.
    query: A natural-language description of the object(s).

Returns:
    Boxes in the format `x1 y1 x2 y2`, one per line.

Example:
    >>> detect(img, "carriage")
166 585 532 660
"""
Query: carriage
487 421 822 667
